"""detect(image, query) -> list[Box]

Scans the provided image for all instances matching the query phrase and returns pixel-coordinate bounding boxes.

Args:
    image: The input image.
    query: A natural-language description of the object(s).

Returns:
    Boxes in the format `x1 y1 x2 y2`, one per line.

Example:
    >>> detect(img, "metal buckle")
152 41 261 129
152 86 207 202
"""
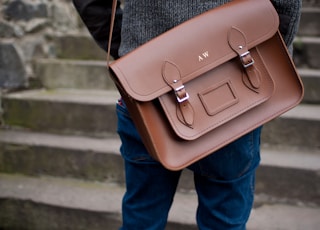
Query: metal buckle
240 51 255 68
175 85 190 103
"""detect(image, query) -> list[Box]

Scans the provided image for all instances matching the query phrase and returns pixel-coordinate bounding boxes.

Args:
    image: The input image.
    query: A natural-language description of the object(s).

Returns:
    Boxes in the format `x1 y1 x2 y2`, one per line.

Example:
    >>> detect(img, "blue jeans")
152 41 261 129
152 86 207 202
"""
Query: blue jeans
116 100 261 230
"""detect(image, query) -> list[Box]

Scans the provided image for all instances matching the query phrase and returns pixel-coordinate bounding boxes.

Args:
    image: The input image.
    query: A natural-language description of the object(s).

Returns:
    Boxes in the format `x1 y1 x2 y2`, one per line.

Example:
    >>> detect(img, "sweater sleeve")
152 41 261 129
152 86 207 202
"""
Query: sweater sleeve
72 0 122 59
271 0 302 50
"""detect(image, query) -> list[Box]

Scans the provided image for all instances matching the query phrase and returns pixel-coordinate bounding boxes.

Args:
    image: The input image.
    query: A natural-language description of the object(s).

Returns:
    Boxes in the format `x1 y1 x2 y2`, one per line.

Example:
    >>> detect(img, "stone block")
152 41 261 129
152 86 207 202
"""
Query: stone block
50 1 79 31
4 0 48 21
0 42 27 89
0 21 16 38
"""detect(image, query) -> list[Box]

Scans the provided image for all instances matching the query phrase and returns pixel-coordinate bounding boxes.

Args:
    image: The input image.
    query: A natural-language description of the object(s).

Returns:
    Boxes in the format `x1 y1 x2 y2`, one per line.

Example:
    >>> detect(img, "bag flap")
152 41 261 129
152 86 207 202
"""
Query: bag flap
110 0 279 101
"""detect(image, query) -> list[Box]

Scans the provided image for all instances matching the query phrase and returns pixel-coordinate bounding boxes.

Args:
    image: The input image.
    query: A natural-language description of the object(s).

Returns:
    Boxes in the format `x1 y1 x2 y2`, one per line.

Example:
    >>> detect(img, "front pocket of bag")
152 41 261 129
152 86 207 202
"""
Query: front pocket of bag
159 49 274 141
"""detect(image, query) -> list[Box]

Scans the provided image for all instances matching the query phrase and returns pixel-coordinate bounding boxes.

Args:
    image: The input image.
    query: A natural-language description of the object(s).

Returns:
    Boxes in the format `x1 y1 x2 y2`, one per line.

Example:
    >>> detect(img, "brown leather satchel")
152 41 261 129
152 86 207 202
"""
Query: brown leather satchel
107 0 304 170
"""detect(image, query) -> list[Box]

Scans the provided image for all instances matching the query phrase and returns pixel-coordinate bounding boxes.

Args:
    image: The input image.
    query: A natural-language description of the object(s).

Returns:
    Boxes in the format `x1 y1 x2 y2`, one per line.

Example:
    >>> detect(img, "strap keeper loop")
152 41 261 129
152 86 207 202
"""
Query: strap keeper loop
240 51 255 68
175 85 190 103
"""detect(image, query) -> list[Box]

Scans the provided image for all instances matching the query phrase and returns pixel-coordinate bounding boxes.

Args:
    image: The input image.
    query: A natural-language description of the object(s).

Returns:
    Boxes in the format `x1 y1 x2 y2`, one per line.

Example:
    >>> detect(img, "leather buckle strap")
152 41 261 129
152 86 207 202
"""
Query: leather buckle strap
228 27 255 68
228 27 261 91
162 61 194 127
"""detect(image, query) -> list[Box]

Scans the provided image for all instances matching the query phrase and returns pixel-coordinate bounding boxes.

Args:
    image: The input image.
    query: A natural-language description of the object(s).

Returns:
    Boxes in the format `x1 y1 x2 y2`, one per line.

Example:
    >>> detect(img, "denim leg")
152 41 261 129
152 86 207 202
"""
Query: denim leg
116 102 182 230
189 127 262 230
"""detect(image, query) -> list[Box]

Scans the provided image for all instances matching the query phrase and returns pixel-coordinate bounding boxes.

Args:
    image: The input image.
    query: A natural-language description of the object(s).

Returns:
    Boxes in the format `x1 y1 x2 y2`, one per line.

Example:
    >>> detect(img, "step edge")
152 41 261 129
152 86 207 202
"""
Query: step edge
260 147 320 171
0 129 121 154
35 58 108 66
2 88 120 105
280 104 320 120
298 68 320 77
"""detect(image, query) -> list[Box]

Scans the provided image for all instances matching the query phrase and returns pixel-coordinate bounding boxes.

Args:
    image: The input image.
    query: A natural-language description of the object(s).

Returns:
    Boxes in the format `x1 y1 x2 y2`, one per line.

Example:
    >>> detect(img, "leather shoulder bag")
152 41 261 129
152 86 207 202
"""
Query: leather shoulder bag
107 0 304 170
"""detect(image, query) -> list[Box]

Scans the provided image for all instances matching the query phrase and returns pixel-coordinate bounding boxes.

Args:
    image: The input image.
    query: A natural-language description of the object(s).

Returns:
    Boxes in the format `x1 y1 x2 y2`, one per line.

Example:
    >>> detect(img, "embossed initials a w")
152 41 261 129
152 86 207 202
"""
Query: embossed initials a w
198 51 209 62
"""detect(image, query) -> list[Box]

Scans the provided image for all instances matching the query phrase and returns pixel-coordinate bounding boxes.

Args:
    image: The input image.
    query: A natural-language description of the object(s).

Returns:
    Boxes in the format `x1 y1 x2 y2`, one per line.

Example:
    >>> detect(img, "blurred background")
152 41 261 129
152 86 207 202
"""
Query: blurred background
0 0 319 229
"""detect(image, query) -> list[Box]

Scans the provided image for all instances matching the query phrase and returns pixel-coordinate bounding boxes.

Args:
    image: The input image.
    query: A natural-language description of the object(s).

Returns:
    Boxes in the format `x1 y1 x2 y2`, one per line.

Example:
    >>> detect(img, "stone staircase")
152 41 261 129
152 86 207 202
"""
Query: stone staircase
1 2 320 229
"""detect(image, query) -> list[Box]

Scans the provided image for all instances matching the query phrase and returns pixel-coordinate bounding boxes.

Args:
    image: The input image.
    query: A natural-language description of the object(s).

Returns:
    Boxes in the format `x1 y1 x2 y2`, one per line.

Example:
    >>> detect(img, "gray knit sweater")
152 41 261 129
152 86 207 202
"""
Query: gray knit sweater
73 0 302 57
119 0 302 56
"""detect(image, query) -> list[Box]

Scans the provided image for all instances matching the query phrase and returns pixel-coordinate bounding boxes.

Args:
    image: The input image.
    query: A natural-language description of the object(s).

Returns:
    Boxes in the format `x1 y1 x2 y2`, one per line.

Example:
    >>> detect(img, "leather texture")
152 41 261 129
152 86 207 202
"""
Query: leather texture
109 0 304 170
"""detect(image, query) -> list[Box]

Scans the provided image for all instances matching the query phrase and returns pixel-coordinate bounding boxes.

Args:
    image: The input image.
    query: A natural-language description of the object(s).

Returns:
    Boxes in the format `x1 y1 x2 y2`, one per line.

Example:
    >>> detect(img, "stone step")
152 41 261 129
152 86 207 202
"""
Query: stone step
1 89 120 137
34 59 116 90
298 8 320 37
0 129 319 204
299 68 320 104
2 89 319 148
261 103 320 149
49 33 107 60
293 36 320 69
256 145 320 206
34 59 320 103
0 173 319 230
0 130 123 182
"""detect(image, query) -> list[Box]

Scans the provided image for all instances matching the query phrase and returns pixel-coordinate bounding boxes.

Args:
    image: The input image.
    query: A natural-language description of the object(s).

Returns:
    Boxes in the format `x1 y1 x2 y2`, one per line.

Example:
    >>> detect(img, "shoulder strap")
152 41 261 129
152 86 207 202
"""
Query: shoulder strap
107 0 118 67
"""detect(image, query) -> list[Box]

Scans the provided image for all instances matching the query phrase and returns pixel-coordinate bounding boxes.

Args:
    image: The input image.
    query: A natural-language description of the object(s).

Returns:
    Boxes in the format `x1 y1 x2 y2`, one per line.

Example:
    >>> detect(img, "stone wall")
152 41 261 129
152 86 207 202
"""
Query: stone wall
0 0 83 90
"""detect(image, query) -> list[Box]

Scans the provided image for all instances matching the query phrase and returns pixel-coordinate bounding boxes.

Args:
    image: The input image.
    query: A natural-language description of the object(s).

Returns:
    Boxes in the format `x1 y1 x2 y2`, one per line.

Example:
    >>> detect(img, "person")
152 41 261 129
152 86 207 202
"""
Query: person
72 1 302 229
